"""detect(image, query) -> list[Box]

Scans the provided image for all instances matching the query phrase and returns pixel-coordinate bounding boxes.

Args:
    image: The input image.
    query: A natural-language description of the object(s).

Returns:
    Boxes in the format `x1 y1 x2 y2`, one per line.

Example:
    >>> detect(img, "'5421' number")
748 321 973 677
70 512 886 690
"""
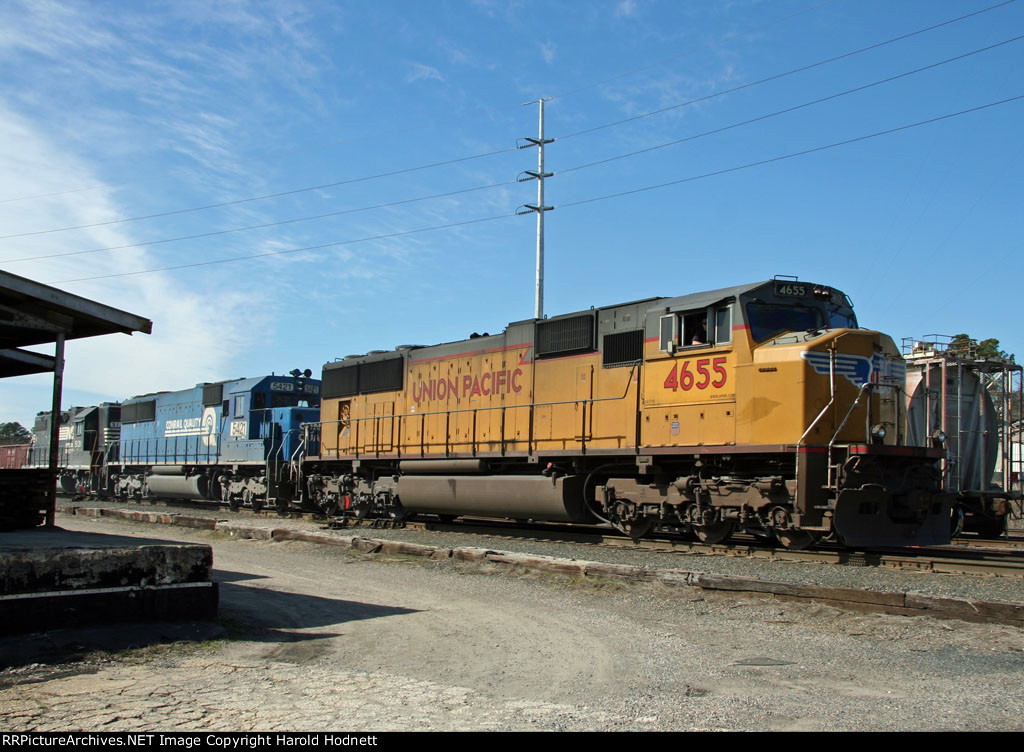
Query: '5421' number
664 357 727 391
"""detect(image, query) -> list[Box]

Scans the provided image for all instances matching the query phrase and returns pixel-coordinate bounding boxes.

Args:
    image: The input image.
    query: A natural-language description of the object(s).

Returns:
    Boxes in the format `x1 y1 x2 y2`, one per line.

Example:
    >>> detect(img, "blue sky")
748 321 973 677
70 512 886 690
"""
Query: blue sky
0 0 1021 430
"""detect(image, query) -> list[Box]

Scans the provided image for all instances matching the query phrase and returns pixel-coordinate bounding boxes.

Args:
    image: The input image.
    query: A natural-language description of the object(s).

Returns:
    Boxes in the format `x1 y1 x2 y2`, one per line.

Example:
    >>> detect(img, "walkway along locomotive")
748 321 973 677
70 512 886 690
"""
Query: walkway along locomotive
299 278 952 549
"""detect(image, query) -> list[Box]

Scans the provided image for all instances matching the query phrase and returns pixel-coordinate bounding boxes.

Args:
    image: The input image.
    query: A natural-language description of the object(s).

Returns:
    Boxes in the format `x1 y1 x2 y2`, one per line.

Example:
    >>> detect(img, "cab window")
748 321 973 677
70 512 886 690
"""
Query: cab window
659 315 677 353
714 306 732 344
747 304 822 342
682 311 708 347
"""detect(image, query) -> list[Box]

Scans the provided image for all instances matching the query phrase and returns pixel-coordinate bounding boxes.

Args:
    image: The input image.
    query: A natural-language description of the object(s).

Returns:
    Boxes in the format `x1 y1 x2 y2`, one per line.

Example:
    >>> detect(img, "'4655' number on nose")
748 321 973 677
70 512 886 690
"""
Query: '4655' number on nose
664 357 727 391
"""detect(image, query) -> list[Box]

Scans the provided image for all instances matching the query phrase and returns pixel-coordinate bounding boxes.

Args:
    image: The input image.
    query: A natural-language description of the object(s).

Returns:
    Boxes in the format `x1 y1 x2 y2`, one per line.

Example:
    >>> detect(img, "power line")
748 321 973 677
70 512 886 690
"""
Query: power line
549 0 839 100
0 147 518 241
0 105 528 208
1 179 520 263
56 212 519 283
557 95 1024 211
0 0 840 206
559 35 1024 176
556 0 1018 141
10 34 1017 266
3 1 1012 242
54 94 1023 285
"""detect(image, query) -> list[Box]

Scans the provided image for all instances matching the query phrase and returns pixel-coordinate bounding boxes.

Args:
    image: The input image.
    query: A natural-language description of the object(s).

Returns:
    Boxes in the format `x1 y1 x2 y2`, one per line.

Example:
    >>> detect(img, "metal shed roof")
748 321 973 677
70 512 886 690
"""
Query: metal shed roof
0 270 152 377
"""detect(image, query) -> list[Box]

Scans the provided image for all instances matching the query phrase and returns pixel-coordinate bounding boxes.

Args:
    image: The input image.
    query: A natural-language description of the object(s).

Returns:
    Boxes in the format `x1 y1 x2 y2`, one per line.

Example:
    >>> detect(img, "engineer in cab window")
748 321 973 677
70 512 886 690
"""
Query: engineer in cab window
684 312 708 346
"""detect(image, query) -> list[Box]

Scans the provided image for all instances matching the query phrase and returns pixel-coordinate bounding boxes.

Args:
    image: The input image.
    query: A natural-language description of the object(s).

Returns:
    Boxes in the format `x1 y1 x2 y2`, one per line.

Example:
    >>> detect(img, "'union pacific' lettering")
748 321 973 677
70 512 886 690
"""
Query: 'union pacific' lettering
412 368 523 404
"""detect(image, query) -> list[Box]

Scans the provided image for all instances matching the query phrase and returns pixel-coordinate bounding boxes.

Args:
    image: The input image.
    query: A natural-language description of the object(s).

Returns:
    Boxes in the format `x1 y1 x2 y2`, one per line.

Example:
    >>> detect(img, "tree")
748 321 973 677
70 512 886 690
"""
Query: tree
947 333 1013 362
0 422 31 446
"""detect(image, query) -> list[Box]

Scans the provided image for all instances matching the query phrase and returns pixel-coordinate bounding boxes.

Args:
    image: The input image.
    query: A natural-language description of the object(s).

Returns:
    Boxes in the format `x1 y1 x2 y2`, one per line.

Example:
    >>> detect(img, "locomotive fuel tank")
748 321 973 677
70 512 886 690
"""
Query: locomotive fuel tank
397 472 592 523
144 466 209 500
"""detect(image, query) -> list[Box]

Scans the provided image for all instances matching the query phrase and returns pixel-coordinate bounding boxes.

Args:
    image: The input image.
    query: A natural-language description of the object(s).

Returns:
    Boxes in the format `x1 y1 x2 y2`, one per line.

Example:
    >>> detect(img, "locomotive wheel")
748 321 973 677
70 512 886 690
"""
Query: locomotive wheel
228 496 241 512
950 506 965 538
693 520 735 545
774 528 820 550
967 515 1007 538
317 495 340 516
251 493 264 513
613 517 655 540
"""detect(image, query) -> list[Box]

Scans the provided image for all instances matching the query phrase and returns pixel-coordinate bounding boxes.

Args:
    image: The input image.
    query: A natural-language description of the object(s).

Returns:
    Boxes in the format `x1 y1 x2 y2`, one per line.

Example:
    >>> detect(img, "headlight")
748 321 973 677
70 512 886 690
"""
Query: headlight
870 423 886 441
931 429 946 446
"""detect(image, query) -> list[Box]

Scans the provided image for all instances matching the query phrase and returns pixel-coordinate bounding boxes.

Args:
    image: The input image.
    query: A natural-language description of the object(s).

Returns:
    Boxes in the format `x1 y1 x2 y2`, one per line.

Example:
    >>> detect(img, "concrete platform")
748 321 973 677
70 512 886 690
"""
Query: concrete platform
0 527 217 634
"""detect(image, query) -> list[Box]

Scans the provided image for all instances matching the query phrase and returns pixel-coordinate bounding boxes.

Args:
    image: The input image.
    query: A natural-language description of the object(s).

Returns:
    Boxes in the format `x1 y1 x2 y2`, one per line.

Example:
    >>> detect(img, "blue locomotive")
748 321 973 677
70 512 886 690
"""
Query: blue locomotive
111 370 320 511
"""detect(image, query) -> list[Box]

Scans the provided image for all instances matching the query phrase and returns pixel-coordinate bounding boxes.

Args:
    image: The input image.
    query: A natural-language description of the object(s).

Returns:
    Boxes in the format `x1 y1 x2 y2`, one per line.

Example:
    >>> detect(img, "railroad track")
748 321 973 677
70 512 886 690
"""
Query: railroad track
950 535 1024 551
60 495 1024 578
402 517 1024 578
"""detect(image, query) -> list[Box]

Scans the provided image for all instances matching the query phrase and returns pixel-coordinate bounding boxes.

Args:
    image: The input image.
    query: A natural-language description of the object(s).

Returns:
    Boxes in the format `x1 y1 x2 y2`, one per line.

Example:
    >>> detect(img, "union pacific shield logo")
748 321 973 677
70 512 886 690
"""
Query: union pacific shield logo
801 352 905 388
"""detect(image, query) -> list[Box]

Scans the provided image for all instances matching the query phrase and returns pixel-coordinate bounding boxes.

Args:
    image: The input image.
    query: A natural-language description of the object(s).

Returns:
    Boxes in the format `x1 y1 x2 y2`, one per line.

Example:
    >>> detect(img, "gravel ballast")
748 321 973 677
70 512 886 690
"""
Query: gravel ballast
58 501 1024 612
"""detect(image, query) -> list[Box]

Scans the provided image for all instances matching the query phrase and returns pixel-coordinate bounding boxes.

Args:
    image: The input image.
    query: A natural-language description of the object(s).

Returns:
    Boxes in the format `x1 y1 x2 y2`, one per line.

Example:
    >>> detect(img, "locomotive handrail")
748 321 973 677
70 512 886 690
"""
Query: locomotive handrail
115 433 221 467
826 380 873 487
303 364 639 459
268 428 299 482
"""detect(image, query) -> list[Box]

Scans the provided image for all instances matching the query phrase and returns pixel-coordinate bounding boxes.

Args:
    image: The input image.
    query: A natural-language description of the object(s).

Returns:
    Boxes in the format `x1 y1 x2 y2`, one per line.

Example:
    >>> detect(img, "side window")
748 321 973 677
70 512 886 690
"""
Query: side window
714 306 732 345
659 315 677 353
234 395 245 418
682 310 708 347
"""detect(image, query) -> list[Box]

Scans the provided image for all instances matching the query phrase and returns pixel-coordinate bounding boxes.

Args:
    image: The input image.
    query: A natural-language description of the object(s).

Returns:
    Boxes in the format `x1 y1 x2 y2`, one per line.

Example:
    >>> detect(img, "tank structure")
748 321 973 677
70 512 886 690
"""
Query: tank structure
903 335 1023 536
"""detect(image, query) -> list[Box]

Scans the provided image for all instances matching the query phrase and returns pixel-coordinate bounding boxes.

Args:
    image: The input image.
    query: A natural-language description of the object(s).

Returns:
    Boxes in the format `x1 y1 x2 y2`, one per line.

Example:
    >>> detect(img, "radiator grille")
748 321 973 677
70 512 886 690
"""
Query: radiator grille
536 314 594 358
203 383 224 406
322 358 403 398
602 330 644 368
122 400 156 424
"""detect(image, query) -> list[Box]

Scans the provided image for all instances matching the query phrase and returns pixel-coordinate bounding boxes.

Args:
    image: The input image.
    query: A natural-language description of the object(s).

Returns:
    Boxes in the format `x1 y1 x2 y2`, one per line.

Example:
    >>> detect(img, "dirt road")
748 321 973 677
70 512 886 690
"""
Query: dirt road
2 514 1023 731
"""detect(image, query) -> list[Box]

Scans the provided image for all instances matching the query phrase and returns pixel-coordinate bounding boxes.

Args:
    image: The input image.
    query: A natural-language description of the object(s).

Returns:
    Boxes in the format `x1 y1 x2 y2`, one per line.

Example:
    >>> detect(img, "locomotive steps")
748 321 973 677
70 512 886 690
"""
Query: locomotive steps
58 504 1024 628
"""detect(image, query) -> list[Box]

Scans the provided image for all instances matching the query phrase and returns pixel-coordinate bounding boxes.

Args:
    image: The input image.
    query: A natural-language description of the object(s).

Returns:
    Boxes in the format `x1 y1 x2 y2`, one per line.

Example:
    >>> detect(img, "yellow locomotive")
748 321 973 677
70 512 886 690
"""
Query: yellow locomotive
301 278 951 549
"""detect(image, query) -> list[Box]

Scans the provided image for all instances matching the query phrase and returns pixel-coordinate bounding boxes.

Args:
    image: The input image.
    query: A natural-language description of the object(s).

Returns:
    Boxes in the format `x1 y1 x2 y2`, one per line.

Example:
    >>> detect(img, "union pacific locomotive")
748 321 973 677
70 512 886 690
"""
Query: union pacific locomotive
300 278 952 549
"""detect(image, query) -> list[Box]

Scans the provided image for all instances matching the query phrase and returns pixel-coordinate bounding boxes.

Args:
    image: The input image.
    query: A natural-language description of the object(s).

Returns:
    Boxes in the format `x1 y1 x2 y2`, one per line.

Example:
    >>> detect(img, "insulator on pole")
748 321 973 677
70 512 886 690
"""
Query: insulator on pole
519 98 554 320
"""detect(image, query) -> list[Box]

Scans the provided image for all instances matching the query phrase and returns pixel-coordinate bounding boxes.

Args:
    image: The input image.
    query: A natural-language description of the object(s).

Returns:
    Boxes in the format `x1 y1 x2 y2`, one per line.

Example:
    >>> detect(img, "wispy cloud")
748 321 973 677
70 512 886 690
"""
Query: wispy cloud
615 0 638 19
406 62 445 84
0 0 316 427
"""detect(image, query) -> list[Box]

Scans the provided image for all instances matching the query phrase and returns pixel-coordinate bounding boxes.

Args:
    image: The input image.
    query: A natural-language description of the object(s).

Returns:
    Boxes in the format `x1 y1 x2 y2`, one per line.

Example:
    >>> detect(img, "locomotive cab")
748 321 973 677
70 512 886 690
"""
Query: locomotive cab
734 281 949 547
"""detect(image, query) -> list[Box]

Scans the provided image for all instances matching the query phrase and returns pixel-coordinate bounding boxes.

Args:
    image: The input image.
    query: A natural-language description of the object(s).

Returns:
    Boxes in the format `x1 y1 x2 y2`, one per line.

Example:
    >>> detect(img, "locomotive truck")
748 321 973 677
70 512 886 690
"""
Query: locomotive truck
299 278 952 549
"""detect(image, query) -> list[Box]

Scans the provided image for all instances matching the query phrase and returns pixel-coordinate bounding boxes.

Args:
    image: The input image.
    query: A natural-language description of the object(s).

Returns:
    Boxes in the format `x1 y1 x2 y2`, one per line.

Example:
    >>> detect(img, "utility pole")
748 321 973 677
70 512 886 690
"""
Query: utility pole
518 98 554 320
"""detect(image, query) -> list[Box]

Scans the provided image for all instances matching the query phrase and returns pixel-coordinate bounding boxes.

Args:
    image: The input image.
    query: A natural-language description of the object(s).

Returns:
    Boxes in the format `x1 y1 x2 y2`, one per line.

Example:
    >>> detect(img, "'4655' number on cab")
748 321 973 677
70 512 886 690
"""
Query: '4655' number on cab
664 357 727 391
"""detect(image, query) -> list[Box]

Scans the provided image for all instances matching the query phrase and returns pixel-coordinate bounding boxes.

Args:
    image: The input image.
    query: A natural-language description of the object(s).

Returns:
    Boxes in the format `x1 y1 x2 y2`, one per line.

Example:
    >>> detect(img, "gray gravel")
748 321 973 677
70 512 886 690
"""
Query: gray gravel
6 511 1024 731
61 500 1024 605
